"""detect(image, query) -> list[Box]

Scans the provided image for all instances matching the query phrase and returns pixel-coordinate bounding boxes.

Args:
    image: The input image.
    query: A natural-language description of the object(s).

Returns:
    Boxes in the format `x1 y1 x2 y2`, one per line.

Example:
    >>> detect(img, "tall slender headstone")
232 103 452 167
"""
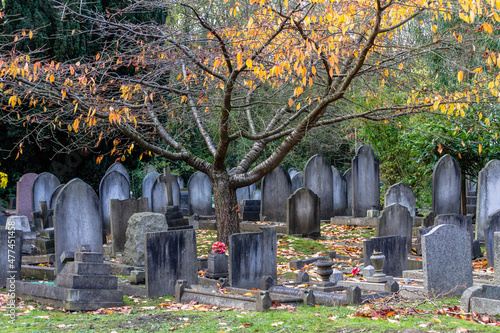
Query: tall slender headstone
31 172 60 229
344 168 352 216
304 155 333 220
287 188 320 238
16 173 38 222
291 171 304 193
486 210 500 266
385 182 416 224
422 224 472 296
105 162 130 184
260 166 291 222
143 171 161 211
187 171 213 216
377 203 413 252
432 154 461 216
332 166 347 216
352 146 380 217
54 179 103 272
151 178 181 213
99 171 130 236
476 160 500 240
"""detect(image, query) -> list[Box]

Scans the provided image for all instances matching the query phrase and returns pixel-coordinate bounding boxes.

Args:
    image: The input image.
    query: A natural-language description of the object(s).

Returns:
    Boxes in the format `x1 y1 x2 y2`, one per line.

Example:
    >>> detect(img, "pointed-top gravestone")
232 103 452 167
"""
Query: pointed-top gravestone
332 166 347 216
352 146 380 217
16 173 39 222
143 171 161 211
344 168 352 216
291 171 304 193
54 179 103 272
260 165 291 222
32 172 60 229
106 162 130 185
99 171 130 236
476 160 500 240
385 183 416 223
377 203 413 252
432 154 461 216
304 154 333 220
188 171 213 216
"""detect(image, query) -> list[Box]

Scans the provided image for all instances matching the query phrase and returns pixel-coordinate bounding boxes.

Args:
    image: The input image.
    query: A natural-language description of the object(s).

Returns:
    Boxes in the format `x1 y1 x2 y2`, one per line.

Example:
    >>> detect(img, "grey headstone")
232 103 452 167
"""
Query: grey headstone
495 232 500 284
145 229 198 297
286 188 320 238
344 168 352 216
376 203 413 252
100 171 130 236
385 183 416 223
332 166 347 216
253 189 261 201
260 166 291 222
486 211 500 266
288 167 299 179
363 265 375 278
110 198 149 256
432 154 461 216
364 235 408 277
31 172 60 229
6 215 31 233
304 155 333 220
476 160 500 240
16 173 38 222
422 224 472 296
54 179 103 273
435 214 473 259
151 177 180 213
352 146 380 217
49 184 65 210
472 239 482 259
105 162 130 184
187 172 213 216
291 171 304 193
0 230 23 287
330 269 343 283
229 227 277 289
122 212 169 267
296 271 309 283
142 171 161 211
175 175 185 189
423 212 436 228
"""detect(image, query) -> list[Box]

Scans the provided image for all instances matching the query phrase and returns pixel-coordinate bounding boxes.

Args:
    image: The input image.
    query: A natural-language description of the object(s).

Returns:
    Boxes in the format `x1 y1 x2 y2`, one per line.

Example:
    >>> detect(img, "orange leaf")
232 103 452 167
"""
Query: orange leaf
458 71 463 82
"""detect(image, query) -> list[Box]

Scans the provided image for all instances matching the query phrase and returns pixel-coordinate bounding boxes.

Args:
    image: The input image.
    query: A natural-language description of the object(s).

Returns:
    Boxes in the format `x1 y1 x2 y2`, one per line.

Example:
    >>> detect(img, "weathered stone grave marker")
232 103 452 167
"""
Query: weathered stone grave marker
31 172 60 229
143 171 161 211
260 166 291 222
188 171 213 216
364 236 408 277
476 160 500 240
486 210 500 266
376 203 412 252
304 154 333 220
352 146 379 217
332 166 347 216
106 162 130 184
291 171 304 193
432 154 461 215
385 182 416 224
344 168 352 216
287 188 320 238
110 198 149 256
16 173 38 223
99 171 130 236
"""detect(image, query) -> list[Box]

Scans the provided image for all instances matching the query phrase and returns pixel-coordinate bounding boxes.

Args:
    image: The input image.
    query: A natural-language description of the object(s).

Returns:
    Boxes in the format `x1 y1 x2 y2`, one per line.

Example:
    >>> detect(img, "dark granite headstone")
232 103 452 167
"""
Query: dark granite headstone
287 188 320 238
229 227 277 289
364 236 408 277
432 154 461 216
144 229 198 297
304 154 333 220
377 203 413 252
352 146 380 217
260 166 291 222
110 198 149 256
99 171 130 236
0 229 23 287
239 200 261 221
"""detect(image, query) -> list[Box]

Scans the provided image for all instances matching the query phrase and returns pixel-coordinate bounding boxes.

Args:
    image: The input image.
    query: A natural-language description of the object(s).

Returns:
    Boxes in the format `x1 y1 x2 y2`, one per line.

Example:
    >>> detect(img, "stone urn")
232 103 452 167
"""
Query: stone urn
205 252 228 279
367 251 389 283
316 261 334 282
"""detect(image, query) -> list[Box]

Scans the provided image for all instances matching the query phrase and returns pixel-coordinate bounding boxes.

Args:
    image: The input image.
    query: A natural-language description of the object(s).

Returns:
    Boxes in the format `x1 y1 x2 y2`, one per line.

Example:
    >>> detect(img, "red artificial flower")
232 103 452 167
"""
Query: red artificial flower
351 267 361 276
212 241 227 254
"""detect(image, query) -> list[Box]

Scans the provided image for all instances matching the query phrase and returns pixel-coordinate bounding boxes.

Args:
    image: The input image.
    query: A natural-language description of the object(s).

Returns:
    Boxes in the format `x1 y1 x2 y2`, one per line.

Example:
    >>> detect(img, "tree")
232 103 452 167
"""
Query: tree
1 0 498 243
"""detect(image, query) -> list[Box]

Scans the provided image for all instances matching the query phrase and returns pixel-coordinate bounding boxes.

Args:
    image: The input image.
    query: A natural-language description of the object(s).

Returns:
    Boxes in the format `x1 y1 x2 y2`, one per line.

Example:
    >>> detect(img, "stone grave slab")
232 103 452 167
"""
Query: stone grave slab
385 182 416 223
105 162 130 184
31 172 60 230
291 171 304 193
187 172 213 216
16 173 38 223
376 203 412 252
142 171 161 211
332 166 347 216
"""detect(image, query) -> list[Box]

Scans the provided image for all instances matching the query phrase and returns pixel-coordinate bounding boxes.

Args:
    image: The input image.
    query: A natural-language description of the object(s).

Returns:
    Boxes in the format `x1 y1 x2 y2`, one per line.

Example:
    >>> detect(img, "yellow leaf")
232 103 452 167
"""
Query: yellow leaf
458 71 463 82
479 144 483 154
49 74 55 83
284 0 288 9
29 30 33 39
296 86 303 96
237 53 243 70
246 58 253 69
479 112 483 120
432 100 440 111
399 63 403 70
384 69 389 77
311 66 316 75
288 99 293 107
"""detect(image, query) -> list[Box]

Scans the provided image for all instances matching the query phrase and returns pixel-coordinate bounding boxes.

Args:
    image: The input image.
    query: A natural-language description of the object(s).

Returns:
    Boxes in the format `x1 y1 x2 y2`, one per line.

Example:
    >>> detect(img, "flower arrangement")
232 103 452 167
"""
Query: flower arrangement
212 241 226 254
351 267 360 276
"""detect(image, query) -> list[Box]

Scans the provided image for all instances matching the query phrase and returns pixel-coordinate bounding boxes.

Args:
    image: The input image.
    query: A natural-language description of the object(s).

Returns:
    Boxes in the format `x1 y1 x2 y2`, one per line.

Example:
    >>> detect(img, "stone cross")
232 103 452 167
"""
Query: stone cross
32 201 53 229
158 167 174 207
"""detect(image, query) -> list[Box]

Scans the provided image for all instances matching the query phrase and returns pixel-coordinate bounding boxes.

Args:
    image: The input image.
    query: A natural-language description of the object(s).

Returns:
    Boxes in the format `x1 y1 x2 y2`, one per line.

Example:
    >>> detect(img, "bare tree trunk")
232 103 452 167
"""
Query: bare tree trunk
212 170 239 244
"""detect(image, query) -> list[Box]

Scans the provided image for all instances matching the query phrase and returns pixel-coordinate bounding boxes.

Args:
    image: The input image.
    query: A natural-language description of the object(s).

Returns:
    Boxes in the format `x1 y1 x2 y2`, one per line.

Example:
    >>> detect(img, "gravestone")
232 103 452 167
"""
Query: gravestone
344 168 352 216
422 224 472 296
176 175 185 189
180 189 189 215
16 173 38 222
260 166 291 222
239 200 261 221
110 198 149 256
54 179 103 273
351 146 380 217
288 167 299 179
364 236 408 277
476 160 500 240
253 189 261 200
188 172 213 216
142 171 161 211
31 172 60 229
99 171 130 236
385 183 416 224
287 188 320 238
122 212 169 267
376 203 413 252
236 183 256 203
0 230 23 287
229 228 277 289
332 166 347 216
432 154 461 216
105 162 130 184
486 210 500 266
151 178 181 213
435 214 473 258
49 184 65 209
145 229 198 297
32 201 54 230
304 155 333 220
495 232 500 285
291 171 304 193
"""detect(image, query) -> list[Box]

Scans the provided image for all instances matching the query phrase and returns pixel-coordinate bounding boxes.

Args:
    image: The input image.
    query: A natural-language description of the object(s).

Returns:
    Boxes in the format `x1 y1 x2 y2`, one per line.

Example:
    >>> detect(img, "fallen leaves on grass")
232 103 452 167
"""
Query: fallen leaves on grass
435 306 500 326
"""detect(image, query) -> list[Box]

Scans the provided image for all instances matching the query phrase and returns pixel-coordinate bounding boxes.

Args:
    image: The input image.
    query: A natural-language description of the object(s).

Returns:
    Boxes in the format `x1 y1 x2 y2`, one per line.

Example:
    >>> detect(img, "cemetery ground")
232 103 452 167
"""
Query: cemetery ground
1 225 499 332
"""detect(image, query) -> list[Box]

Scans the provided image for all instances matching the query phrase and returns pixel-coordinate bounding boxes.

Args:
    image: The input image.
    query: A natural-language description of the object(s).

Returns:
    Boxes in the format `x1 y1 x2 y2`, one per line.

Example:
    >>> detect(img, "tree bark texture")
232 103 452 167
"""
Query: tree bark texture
211 170 239 245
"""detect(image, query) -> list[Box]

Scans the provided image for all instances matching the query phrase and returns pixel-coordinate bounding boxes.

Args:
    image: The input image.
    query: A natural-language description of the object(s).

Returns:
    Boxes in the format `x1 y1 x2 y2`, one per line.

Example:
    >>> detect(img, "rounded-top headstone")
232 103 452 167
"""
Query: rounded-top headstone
106 162 130 184
351 145 380 217
143 171 161 211
288 167 299 179
99 171 130 235
151 177 181 213
332 166 347 216
432 154 461 216
476 159 500 240
291 171 304 193
54 178 103 272
260 165 291 222
16 173 39 222
187 171 213 216
385 182 416 222
49 184 65 210
304 154 333 220
32 172 60 213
